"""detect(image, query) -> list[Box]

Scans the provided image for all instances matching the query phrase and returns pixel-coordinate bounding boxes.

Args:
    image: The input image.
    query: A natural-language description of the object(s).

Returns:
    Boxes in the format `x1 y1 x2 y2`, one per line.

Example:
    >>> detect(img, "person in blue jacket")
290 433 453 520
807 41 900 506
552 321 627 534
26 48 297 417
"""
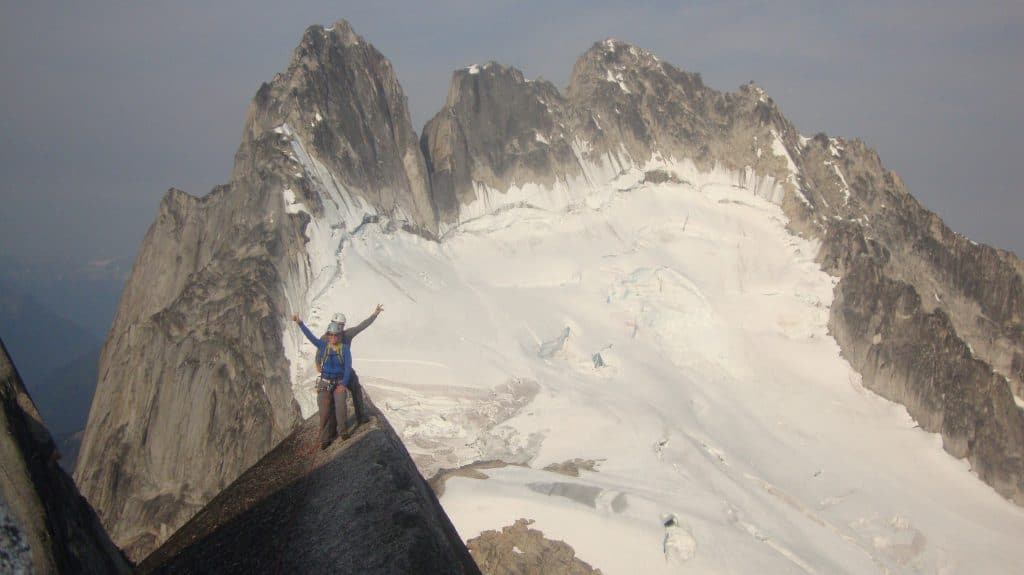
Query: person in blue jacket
293 304 382 449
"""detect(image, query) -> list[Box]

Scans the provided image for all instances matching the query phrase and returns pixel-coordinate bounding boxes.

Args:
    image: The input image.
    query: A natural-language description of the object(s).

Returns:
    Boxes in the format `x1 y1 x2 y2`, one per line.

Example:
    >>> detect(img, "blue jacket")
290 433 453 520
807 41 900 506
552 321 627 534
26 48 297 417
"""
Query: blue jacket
298 321 353 386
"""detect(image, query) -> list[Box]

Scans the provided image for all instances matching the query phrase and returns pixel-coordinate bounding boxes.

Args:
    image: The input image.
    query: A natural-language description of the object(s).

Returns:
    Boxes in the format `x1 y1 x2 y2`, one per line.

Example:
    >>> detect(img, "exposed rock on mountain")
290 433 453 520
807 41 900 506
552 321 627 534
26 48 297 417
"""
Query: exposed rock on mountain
74 19 435 560
542 458 601 478
829 251 1024 501
800 137 1024 503
138 402 481 575
467 518 601 575
0 337 130 574
422 63 578 226
567 41 782 177
428 461 516 498
248 21 435 233
422 40 799 229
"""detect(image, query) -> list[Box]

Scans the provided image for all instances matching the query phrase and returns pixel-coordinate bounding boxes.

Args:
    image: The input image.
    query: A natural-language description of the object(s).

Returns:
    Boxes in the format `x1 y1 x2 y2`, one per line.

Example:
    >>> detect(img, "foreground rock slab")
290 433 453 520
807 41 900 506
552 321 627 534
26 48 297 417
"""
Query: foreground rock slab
138 402 481 575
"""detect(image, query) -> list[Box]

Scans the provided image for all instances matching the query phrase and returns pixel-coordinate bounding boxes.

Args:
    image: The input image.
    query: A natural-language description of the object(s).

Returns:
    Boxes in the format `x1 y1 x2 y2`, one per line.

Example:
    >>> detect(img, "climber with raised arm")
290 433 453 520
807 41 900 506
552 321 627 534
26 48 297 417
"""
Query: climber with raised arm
293 304 383 449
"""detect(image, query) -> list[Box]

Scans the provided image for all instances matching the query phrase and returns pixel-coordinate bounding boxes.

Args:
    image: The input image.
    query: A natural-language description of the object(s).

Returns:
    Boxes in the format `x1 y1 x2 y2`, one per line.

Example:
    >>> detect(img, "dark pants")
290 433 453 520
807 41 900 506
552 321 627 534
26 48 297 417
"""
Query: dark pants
348 371 369 424
317 384 348 447
316 372 369 447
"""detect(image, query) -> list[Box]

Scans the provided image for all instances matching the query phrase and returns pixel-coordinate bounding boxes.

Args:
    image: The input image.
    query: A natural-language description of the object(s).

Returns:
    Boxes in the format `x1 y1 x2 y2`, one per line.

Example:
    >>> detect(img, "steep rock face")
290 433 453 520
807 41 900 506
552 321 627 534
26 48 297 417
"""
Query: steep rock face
74 19 434 560
797 134 1024 502
422 63 578 225
421 39 1024 502
137 401 481 575
829 258 1024 501
0 338 130 574
74 152 307 560
246 21 435 233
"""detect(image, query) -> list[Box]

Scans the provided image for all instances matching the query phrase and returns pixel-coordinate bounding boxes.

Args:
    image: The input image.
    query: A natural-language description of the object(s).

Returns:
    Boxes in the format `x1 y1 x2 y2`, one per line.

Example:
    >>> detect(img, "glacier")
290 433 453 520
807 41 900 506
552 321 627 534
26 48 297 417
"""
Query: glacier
282 159 1024 573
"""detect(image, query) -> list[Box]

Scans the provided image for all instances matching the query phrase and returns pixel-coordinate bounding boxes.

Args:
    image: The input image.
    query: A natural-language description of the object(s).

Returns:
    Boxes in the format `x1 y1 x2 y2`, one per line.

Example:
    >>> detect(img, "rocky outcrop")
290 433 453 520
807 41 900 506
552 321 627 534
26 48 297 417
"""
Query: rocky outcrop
829 257 1024 501
74 19 435 560
428 461 515 498
422 63 579 224
0 337 131 574
137 401 481 575
542 458 601 478
467 519 601 575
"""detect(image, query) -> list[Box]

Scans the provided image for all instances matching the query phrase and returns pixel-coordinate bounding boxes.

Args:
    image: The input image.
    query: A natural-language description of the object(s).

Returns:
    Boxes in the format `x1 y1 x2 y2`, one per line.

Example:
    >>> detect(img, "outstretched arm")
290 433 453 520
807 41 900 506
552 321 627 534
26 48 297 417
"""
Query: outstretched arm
344 304 384 340
292 315 323 346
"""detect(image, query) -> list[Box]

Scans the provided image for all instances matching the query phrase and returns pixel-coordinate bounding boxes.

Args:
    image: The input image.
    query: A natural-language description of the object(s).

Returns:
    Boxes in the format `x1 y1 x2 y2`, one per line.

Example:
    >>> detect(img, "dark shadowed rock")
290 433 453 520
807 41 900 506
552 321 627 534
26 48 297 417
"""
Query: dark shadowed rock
0 337 130 574
467 518 601 575
138 400 481 575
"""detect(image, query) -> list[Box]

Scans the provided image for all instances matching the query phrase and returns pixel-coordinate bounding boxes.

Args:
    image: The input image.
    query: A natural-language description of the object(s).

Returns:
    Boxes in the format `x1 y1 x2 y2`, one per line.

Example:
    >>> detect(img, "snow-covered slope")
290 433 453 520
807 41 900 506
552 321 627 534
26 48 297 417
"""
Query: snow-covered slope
285 164 1024 573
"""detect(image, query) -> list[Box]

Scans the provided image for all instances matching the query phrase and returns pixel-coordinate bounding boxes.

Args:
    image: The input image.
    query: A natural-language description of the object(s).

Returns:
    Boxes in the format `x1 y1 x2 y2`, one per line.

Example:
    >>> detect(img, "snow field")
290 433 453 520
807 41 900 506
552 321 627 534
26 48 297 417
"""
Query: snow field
285 162 1024 572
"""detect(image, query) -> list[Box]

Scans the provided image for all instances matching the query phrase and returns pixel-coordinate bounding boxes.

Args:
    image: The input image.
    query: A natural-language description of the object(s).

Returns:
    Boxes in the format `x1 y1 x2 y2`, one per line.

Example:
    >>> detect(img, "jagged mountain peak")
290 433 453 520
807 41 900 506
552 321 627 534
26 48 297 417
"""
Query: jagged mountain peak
423 59 575 227
737 80 774 104
273 19 396 118
317 18 362 47
569 37 694 98
242 18 435 233
591 37 665 69
282 20 385 96
457 61 515 78
446 61 562 106
285 20 369 62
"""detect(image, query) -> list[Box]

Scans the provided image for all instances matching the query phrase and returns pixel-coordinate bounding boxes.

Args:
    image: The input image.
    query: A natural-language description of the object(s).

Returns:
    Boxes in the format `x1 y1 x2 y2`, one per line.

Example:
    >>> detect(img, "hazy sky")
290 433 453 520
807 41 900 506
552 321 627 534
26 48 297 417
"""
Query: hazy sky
2 0 1021 271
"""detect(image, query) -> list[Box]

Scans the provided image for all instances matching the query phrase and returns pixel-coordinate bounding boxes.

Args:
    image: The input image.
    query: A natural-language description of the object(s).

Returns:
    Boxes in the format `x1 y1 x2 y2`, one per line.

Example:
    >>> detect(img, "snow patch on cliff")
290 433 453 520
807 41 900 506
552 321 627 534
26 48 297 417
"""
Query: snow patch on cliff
771 130 810 208
275 122 377 414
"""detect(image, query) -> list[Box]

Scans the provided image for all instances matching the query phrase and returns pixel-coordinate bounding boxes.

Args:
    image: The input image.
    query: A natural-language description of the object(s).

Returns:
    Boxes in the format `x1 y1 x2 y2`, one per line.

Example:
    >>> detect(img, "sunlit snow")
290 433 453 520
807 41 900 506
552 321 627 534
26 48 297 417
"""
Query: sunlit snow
771 129 811 209
605 68 631 93
281 148 1024 572
282 188 305 215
